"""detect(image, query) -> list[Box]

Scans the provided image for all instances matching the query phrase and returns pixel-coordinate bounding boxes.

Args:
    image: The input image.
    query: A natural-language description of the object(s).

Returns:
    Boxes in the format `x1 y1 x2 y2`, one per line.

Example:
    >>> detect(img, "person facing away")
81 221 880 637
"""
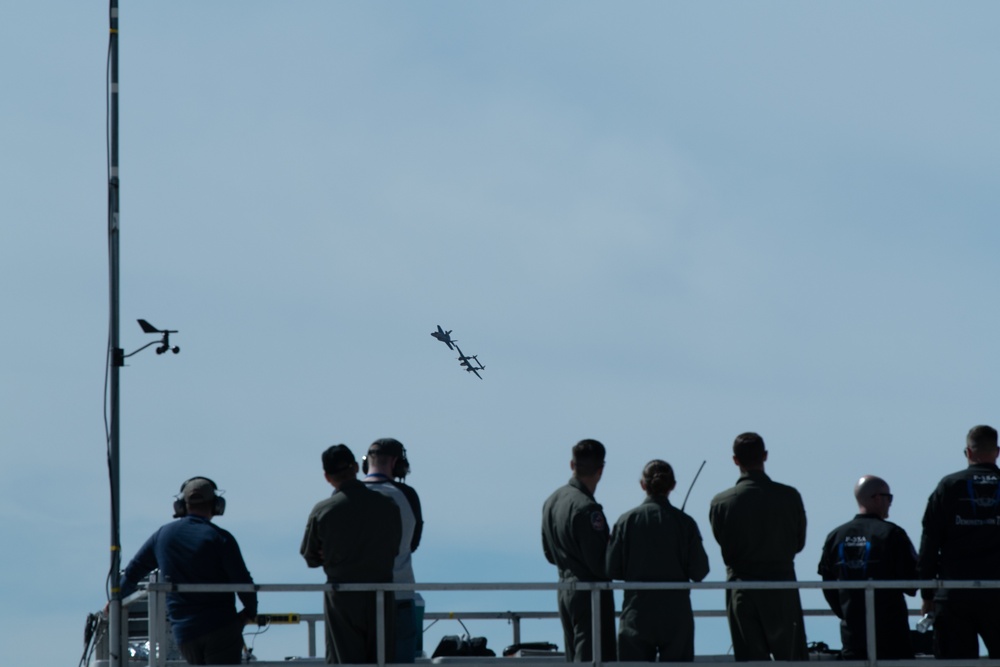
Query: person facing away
119 477 257 666
361 438 421 663
607 460 710 662
708 432 808 661
918 424 1000 658
541 438 617 662
817 475 917 660
301 444 401 664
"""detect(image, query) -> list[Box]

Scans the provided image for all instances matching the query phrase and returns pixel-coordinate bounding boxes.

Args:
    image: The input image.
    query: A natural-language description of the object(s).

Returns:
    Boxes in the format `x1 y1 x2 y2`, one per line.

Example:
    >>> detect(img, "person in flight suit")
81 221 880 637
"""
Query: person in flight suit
542 438 617 662
607 460 710 662
818 475 917 660
918 424 1000 658
708 432 808 661
301 444 402 664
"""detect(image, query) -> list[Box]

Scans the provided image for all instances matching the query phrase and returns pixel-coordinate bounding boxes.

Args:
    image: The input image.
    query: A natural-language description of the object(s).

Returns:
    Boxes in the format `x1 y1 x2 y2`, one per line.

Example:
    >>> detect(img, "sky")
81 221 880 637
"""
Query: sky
3 1 1000 665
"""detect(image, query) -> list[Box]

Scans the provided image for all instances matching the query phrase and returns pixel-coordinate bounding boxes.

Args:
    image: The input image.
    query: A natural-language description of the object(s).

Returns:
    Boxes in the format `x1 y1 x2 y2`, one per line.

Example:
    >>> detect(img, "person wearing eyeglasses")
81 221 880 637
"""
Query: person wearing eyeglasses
918 424 1000 658
818 475 917 660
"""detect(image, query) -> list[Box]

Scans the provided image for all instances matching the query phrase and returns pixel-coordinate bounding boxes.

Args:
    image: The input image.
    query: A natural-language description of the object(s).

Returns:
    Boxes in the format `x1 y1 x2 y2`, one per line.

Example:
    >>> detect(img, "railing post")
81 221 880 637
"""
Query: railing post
307 618 317 658
376 588 386 667
512 613 521 646
590 586 602 667
146 570 167 667
864 584 877 667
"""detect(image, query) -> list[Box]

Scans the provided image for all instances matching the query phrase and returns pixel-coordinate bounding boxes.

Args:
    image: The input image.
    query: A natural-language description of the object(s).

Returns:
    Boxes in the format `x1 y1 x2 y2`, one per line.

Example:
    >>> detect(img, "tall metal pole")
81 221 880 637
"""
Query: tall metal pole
107 1 124 665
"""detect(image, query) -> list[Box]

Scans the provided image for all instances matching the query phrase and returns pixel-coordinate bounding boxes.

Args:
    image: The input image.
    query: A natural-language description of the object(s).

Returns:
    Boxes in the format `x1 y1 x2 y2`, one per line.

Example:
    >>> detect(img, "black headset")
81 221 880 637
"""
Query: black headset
361 439 410 480
173 476 226 518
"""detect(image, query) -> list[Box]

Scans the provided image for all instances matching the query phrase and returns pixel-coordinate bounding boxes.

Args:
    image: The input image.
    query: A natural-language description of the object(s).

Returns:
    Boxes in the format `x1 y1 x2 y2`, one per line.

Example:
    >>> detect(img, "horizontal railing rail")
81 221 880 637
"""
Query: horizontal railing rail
117 579 1000 667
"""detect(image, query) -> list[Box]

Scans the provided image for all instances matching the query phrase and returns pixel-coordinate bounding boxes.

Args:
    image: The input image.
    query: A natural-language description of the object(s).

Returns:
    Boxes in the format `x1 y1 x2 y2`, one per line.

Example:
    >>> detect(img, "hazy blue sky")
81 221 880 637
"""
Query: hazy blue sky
3 2 1000 665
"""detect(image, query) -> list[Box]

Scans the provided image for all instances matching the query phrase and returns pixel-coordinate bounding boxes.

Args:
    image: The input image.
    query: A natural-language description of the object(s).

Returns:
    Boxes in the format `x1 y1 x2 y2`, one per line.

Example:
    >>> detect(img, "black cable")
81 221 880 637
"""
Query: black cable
104 0 118 603
242 621 270 664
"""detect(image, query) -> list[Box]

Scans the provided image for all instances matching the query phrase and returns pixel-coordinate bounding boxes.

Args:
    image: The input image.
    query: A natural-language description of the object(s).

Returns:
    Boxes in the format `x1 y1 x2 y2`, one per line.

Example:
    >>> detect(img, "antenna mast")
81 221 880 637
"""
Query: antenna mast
107 0 124 664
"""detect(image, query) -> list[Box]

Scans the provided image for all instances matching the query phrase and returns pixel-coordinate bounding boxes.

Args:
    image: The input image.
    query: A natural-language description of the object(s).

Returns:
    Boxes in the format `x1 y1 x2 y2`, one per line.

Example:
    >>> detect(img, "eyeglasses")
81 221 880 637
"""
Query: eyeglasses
873 493 893 502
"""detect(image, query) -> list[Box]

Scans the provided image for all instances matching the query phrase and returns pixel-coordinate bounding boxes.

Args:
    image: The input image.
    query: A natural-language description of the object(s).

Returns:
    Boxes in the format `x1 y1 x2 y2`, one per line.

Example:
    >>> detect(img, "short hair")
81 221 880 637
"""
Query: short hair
642 459 676 496
322 444 356 476
733 432 766 467
968 425 998 451
572 439 606 477
186 498 214 514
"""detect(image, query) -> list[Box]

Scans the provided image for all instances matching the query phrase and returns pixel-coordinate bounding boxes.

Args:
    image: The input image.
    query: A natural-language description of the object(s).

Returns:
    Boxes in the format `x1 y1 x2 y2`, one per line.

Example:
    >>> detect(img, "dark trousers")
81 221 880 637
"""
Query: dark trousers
178 619 244 665
557 587 616 662
618 591 694 662
394 600 417 663
726 588 807 661
934 594 1000 659
324 590 395 664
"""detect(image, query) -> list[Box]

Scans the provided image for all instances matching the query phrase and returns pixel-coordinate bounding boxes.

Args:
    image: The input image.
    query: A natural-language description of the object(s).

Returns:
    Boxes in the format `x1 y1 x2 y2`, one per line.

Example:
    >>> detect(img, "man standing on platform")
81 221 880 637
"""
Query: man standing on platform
709 432 808 661
542 438 616 662
302 444 401 664
918 425 1000 658
818 475 917 659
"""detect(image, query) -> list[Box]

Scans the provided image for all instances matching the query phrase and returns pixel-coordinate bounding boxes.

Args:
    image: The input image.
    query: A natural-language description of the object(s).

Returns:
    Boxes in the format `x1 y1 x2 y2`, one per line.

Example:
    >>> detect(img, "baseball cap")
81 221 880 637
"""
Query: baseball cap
183 478 217 504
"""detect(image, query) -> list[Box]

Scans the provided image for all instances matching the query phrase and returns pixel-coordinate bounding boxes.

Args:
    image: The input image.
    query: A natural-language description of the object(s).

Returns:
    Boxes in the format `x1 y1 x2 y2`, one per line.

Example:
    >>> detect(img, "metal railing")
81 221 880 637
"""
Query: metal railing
108 578 1000 667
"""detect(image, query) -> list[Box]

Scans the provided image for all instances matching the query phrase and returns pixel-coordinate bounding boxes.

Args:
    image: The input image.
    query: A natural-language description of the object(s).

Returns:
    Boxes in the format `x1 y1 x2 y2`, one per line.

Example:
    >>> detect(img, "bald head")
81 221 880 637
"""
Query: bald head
854 475 892 518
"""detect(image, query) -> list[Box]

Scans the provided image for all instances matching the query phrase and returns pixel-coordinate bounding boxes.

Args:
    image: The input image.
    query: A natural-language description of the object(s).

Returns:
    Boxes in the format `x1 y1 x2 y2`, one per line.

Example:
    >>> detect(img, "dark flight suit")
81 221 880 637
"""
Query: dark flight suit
607 496 710 662
709 470 808 661
302 479 402 664
918 462 1000 658
542 477 617 662
818 514 917 659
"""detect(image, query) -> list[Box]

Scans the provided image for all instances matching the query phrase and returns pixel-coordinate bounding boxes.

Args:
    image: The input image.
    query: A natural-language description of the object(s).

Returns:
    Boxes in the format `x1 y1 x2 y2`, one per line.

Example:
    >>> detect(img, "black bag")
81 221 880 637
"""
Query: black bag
432 635 496 658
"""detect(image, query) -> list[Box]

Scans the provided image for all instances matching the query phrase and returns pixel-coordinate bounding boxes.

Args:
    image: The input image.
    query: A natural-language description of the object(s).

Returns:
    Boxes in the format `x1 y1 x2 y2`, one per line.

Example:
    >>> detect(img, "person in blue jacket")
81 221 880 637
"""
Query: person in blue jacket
120 477 257 665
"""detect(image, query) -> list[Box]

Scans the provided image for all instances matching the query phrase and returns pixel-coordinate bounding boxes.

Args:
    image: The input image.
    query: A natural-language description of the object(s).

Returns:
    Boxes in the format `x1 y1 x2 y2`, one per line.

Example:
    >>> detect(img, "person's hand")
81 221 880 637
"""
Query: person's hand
920 598 934 615
238 609 259 626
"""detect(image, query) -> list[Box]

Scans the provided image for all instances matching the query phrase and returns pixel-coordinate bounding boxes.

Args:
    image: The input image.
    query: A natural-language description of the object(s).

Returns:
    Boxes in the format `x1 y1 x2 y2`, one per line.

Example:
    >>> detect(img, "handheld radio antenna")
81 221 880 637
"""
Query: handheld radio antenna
680 460 707 512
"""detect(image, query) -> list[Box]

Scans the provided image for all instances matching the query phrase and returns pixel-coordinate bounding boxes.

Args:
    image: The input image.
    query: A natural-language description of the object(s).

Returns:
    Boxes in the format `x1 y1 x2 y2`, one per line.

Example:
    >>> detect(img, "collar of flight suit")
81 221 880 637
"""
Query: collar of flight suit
568 476 596 500
736 469 771 485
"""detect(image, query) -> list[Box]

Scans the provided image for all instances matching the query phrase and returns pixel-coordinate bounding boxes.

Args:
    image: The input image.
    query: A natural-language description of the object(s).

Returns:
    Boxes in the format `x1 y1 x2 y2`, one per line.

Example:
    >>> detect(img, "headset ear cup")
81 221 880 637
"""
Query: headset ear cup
362 456 369 475
214 496 226 516
173 498 187 518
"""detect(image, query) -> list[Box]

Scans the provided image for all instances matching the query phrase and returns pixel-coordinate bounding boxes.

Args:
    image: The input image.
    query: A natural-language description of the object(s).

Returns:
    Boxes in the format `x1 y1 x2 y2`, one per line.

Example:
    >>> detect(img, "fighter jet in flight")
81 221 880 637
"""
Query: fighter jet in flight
430 325 456 351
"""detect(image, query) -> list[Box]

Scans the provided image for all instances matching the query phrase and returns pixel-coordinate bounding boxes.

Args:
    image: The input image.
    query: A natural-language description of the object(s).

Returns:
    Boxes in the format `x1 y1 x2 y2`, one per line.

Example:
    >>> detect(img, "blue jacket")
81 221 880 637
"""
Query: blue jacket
121 515 257 645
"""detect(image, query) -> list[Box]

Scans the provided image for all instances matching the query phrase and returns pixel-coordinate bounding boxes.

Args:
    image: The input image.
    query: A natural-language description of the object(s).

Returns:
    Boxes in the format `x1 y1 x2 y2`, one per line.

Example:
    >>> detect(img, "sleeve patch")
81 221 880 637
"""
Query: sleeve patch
590 511 607 532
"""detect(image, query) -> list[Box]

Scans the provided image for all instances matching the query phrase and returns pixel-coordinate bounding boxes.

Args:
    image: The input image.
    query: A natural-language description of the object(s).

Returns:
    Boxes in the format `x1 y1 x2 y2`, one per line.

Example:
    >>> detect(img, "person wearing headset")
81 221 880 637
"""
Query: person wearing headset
119 477 258 665
362 438 423 662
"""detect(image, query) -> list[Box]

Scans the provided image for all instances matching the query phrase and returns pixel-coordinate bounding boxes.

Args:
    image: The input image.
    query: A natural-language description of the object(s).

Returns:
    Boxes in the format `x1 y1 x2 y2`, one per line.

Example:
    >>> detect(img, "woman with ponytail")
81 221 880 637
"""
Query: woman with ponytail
606 460 710 661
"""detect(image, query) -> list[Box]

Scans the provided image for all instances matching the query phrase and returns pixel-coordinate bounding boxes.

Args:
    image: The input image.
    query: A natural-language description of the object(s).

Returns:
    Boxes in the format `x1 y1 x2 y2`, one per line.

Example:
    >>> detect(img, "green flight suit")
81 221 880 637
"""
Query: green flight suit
607 496 709 662
709 470 807 661
302 479 402 664
542 477 617 662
